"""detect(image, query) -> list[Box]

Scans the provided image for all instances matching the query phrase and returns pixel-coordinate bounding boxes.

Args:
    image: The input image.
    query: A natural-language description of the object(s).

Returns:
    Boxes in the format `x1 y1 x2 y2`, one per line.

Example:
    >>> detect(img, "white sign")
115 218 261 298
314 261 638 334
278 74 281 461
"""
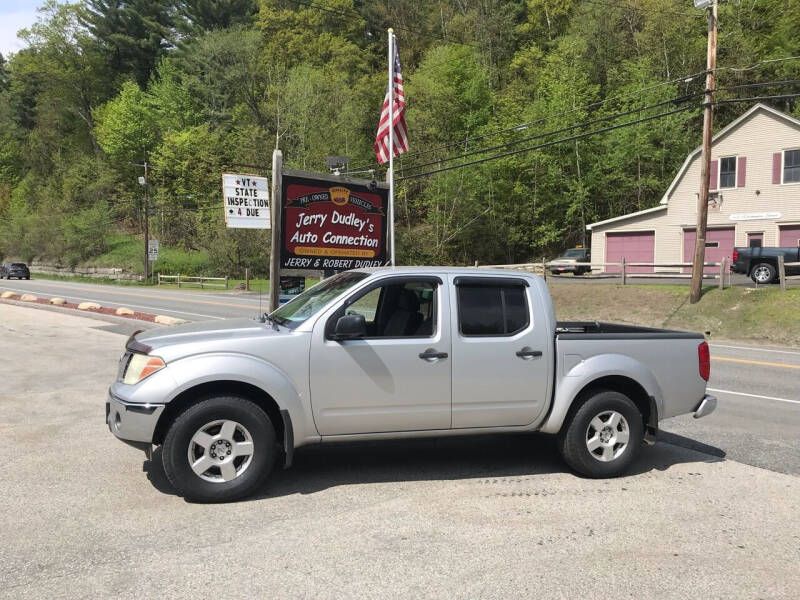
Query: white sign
222 173 270 229
729 212 781 221
148 239 159 261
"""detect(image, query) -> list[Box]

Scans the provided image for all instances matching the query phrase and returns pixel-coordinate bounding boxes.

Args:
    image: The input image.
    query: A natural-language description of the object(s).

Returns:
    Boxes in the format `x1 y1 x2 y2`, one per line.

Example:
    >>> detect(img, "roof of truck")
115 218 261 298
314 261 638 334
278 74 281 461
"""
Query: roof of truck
354 266 540 278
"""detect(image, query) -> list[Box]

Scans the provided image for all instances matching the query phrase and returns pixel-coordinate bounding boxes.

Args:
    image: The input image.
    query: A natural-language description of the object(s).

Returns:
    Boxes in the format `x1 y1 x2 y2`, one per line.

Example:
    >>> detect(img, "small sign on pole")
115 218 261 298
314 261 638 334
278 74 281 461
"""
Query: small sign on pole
222 173 271 229
148 239 159 261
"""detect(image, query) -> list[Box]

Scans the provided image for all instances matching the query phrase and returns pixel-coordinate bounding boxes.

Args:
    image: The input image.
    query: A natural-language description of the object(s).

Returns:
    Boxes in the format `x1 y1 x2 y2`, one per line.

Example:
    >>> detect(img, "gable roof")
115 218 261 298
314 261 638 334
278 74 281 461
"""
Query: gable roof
586 205 666 230
659 103 800 204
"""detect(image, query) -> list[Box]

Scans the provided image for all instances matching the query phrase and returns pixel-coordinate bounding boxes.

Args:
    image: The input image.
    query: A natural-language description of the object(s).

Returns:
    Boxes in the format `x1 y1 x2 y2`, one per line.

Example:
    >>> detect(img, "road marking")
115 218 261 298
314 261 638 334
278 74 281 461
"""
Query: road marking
711 356 800 370
3 280 257 310
707 387 800 406
0 286 223 320
710 343 800 356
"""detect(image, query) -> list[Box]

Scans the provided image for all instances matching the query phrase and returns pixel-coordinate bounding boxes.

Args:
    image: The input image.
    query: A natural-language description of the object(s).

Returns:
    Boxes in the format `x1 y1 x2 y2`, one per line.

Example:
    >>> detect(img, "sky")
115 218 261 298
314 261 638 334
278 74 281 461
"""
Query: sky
0 0 45 58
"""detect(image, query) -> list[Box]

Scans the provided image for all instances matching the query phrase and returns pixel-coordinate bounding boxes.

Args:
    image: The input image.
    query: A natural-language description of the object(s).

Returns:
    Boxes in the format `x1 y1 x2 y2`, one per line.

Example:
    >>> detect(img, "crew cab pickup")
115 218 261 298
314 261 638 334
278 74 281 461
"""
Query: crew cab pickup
107 267 716 502
731 246 800 284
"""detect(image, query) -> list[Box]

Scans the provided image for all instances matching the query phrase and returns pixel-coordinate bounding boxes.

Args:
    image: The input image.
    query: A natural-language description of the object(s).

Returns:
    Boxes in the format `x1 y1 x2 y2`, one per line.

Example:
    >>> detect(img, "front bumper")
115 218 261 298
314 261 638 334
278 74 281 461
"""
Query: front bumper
551 264 579 273
106 391 165 444
693 394 717 419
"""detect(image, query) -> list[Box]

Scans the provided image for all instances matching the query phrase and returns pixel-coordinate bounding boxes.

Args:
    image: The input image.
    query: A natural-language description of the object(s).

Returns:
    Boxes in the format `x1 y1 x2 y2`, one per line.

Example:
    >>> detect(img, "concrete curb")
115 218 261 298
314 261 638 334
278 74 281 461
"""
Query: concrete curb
0 298 162 329
154 315 187 325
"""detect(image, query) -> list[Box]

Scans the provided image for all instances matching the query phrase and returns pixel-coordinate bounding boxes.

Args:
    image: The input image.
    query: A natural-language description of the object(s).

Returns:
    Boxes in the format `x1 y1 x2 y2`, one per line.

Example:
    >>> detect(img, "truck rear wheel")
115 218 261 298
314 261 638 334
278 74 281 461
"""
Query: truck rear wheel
750 263 776 284
162 395 277 502
557 390 643 478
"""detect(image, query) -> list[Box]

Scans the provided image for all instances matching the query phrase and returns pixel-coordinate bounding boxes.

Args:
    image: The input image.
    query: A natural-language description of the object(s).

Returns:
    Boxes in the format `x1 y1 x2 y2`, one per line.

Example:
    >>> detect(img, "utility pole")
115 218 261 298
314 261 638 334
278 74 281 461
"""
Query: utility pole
689 0 718 304
142 162 150 283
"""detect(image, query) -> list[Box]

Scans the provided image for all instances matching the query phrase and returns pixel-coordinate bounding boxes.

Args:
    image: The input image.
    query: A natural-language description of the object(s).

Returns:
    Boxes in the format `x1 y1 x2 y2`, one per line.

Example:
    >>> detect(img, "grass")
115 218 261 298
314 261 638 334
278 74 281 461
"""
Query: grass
549 283 800 347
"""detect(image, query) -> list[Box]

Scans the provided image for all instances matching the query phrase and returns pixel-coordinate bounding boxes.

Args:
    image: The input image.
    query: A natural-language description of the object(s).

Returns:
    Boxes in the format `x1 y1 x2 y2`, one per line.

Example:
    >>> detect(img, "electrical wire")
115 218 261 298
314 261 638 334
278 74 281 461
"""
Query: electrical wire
398 104 698 181
349 69 708 172
395 91 702 173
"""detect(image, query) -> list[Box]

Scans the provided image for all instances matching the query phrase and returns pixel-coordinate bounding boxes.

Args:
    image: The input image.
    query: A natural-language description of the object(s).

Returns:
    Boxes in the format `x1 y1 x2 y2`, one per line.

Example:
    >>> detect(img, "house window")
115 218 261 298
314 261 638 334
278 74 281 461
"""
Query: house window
784 150 800 184
719 156 737 188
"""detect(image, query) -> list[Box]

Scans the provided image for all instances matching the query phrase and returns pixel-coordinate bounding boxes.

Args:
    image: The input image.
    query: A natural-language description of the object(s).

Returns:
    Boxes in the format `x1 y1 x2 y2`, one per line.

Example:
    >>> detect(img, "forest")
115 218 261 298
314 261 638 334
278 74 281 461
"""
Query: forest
0 0 798 276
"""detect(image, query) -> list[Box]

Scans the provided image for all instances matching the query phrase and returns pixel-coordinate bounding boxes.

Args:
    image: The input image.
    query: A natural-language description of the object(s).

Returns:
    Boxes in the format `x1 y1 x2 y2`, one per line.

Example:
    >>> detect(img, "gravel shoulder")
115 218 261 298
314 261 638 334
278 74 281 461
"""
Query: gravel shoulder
1 303 798 599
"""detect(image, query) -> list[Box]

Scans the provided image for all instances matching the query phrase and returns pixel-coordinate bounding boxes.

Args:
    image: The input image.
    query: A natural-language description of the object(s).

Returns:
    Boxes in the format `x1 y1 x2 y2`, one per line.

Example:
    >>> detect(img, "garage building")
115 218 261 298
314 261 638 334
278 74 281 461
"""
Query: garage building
587 104 800 273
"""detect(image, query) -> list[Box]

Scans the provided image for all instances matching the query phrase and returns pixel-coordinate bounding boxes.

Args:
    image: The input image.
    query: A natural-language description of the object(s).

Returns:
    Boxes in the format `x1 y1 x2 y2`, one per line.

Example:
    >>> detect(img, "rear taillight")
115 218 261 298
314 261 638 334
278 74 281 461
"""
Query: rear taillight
732 249 739 262
698 341 710 381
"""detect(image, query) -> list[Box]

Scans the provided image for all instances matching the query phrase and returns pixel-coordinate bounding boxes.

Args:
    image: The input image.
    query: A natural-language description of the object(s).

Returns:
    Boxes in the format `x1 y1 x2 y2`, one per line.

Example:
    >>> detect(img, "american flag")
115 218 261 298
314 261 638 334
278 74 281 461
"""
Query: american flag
374 37 408 165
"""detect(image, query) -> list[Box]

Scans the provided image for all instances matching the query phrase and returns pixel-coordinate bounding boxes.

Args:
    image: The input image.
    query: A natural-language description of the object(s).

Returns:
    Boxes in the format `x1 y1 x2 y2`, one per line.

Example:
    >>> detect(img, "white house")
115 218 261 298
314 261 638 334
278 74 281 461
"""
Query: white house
587 103 800 272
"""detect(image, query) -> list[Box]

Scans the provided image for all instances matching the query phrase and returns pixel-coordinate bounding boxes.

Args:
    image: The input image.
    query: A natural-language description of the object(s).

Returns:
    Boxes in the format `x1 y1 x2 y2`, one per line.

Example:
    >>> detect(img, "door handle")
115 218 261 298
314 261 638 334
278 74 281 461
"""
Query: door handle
419 349 448 360
516 348 543 358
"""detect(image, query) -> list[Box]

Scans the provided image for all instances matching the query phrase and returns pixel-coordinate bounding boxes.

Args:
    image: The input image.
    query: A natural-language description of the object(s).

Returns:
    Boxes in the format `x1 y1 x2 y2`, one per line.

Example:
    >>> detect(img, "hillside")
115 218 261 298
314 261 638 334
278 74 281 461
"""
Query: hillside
1 0 799 276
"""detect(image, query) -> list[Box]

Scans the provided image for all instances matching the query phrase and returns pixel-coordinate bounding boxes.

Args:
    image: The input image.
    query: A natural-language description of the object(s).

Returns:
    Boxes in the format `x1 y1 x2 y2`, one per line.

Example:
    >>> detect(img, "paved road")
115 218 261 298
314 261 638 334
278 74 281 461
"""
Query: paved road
2 303 799 599
3 277 799 475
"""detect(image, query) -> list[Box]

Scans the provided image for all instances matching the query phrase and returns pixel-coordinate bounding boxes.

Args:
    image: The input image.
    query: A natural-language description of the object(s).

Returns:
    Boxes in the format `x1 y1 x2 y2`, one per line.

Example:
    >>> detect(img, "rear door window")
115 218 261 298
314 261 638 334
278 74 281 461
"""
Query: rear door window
457 282 529 336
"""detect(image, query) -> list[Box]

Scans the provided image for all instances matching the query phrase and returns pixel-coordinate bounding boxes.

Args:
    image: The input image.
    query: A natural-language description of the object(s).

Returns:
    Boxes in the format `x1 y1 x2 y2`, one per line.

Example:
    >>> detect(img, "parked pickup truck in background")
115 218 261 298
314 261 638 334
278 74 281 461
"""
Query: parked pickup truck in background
107 267 716 502
731 246 800 284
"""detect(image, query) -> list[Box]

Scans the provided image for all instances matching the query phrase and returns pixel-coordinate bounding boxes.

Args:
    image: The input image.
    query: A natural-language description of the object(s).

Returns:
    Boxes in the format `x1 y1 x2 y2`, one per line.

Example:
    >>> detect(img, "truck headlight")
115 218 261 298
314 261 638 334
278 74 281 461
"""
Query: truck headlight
123 353 166 385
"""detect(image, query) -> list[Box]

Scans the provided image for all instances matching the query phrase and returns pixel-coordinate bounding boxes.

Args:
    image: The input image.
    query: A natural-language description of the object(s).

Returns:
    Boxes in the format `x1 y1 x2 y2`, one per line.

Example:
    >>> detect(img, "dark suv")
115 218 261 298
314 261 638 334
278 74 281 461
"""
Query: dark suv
1 262 30 279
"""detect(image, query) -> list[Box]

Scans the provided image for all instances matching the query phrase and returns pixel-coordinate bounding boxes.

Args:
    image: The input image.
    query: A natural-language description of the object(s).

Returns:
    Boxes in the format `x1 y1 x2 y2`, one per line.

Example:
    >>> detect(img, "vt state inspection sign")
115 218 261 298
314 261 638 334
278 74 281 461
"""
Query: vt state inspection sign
222 173 270 229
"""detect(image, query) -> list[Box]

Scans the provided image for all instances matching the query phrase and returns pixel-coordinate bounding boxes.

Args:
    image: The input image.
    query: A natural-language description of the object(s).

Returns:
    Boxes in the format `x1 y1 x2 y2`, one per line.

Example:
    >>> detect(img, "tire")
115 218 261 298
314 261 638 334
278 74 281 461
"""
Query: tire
551 271 559 276
162 395 277 502
557 390 643 478
574 269 584 276
750 262 776 284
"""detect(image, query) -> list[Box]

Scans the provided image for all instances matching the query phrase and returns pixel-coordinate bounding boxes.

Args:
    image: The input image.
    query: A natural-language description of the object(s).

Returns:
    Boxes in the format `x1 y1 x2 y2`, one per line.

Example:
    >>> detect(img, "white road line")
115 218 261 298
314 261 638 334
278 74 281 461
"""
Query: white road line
710 344 800 356
707 387 800 406
0 286 223 320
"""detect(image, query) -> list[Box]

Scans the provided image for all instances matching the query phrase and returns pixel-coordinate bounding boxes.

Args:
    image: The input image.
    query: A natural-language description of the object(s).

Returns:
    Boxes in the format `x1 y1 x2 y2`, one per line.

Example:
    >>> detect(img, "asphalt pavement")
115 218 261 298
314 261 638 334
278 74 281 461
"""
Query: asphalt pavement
2 303 799 599
2 277 799 476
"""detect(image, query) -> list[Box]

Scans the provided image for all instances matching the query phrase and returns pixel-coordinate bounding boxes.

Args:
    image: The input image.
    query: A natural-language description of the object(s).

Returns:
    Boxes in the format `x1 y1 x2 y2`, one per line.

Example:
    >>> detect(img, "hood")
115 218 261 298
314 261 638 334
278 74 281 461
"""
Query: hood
134 318 283 352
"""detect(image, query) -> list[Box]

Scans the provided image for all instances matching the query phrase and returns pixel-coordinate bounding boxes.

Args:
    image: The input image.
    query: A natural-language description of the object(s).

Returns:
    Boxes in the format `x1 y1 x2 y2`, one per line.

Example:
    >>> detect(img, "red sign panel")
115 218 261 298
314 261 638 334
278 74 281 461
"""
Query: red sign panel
281 173 388 270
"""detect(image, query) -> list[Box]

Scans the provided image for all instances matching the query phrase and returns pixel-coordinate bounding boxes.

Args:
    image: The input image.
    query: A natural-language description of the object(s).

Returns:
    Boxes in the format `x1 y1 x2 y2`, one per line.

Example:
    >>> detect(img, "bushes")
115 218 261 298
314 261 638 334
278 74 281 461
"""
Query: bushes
62 202 110 267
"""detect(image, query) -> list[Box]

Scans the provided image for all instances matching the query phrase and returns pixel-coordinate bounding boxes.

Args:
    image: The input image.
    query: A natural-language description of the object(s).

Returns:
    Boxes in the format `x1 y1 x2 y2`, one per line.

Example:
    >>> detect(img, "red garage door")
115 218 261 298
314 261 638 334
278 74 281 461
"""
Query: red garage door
683 227 734 273
605 231 654 273
779 225 800 247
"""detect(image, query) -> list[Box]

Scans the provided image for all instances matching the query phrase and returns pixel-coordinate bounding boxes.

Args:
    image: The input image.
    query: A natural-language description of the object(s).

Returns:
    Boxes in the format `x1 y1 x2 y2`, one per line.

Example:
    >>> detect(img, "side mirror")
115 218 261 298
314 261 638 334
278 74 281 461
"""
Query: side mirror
332 314 366 340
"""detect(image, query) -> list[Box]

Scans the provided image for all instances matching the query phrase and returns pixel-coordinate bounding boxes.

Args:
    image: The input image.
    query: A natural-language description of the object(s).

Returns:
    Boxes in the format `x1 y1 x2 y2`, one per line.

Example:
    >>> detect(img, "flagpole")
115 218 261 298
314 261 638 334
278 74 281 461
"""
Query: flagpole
387 28 395 266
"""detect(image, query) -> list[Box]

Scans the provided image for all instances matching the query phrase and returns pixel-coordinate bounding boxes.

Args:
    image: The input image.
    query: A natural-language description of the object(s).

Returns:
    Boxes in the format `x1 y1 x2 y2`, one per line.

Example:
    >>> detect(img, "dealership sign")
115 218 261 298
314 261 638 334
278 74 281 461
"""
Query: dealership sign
281 173 388 270
729 212 781 221
222 173 270 229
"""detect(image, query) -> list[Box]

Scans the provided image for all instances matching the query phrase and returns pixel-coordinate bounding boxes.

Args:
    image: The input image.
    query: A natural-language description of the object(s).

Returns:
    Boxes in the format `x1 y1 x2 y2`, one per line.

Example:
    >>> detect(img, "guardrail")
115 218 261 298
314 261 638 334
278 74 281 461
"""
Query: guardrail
158 274 229 289
479 258 730 288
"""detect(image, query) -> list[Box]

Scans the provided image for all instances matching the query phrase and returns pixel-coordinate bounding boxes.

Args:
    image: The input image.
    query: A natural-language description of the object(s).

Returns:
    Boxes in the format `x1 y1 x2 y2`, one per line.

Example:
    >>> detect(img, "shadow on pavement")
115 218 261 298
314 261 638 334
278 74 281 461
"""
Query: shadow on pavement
143 431 726 501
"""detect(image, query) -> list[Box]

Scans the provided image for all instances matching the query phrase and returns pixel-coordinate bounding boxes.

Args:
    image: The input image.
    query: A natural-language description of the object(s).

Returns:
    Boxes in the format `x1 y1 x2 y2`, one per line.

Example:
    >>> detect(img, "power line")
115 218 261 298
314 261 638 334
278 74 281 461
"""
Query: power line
714 93 800 105
396 91 701 174
398 105 699 181
350 68 708 172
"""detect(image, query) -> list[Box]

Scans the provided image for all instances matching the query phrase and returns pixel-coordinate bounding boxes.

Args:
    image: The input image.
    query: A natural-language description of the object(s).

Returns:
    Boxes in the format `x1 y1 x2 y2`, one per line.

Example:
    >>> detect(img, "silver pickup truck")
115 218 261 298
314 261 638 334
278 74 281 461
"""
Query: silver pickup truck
107 267 716 502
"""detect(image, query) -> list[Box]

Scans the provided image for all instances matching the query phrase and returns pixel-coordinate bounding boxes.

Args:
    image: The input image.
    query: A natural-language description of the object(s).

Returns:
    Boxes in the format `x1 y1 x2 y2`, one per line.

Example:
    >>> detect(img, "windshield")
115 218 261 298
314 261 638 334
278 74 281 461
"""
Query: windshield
11 263 26 268
561 249 586 258
270 271 369 330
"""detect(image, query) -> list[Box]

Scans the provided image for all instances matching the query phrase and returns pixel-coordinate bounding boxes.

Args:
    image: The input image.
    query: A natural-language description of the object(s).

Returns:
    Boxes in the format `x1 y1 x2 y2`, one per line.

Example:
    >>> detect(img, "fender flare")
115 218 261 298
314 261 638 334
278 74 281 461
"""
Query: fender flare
539 353 664 435
156 352 318 450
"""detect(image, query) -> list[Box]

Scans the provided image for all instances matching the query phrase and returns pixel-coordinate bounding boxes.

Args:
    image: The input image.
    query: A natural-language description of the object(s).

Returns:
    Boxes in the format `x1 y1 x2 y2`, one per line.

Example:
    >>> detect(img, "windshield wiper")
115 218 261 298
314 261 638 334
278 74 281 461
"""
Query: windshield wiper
262 313 281 331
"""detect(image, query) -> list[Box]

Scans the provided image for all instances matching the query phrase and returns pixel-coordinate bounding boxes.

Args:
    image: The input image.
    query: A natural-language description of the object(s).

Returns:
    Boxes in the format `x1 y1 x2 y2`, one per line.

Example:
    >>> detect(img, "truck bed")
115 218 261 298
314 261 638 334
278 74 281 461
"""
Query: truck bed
555 321 704 340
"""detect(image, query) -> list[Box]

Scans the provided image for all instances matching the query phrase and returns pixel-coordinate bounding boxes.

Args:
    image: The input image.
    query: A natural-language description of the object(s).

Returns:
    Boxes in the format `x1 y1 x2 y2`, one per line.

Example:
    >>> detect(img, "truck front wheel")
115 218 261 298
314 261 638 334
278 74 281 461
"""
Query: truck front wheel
557 390 643 478
162 395 277 502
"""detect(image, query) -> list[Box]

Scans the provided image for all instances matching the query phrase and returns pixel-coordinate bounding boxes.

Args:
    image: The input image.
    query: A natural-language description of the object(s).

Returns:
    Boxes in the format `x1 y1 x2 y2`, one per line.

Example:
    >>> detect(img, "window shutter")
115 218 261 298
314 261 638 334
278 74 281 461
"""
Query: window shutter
773 152 782 184
709 159 718 191
737 156 746 187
